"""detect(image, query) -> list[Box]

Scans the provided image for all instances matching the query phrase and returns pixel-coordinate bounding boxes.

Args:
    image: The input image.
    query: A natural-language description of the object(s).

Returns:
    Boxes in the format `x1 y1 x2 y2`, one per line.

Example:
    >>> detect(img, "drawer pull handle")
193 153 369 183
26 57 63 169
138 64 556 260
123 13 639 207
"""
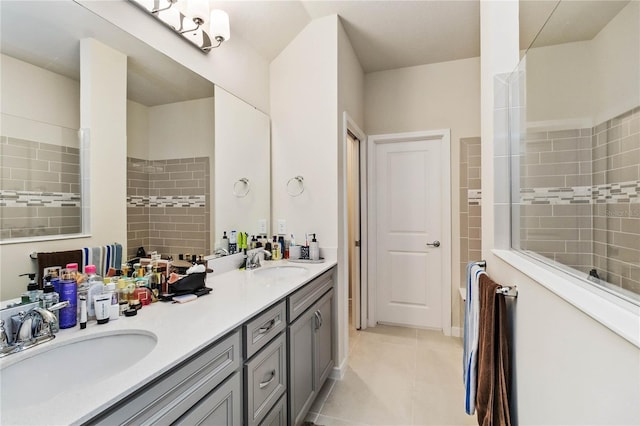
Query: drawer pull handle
258 319 276 334
259 370 276 389
314 311 322 330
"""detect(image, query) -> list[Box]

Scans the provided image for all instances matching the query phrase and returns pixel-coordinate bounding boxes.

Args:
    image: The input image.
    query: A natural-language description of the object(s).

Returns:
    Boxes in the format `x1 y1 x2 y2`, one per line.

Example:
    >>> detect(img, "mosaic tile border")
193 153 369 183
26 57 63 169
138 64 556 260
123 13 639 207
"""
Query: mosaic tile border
127 195 206 208
0 190 81 207
520 180 639 205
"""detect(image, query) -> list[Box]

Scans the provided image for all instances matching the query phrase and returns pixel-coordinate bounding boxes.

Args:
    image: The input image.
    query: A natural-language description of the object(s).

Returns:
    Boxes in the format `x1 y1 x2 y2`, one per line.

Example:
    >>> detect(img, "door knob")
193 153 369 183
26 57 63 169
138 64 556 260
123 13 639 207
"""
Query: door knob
426 240 440 248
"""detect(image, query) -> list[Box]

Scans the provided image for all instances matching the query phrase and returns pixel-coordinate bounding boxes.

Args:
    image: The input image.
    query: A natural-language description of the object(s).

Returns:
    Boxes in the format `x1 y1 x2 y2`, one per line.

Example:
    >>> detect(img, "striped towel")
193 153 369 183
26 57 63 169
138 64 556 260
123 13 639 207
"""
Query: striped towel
82 243 123 275
463 262 486 415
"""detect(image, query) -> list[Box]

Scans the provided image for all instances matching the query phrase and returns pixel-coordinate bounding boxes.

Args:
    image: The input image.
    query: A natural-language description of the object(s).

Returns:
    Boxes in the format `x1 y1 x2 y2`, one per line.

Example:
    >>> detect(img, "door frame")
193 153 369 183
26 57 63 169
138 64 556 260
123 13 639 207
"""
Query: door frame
342 112 368 332
367 129 452 335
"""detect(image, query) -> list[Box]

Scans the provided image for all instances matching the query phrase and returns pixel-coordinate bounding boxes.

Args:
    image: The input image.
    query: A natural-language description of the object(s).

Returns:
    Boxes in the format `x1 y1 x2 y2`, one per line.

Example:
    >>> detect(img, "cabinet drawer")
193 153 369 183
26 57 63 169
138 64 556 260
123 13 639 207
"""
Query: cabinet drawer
89 330 241 426
287 268 334 323
244 301 286 359
174 371 242 426
259 394 287 426
244 333 287 426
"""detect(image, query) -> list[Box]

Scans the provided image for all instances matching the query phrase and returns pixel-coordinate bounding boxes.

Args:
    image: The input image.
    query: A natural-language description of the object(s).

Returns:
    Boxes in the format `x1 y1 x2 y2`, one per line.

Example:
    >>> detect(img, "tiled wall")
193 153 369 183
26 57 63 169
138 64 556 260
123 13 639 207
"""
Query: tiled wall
519 107 640 295
591 108 639 294
0 137 81 239
127 157 210 260
460 137 482 283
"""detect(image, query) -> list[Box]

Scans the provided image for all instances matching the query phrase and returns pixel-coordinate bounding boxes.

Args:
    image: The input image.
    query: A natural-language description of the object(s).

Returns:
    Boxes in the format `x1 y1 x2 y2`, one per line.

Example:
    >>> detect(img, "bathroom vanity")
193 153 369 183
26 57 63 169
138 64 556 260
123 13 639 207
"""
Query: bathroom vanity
0 260 336 426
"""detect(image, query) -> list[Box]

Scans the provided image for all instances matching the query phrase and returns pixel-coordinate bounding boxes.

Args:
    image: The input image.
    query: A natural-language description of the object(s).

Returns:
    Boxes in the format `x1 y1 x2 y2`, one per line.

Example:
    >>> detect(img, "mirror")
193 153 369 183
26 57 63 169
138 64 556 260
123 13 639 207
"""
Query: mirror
214 86 271 248
510 0 639 300
0 1 270 262
0 1 86 242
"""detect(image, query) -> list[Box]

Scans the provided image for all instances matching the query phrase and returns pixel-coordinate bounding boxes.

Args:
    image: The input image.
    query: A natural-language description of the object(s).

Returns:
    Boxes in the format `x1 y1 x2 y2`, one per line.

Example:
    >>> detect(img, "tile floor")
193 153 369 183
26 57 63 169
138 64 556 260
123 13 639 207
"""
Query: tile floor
305 324 477 426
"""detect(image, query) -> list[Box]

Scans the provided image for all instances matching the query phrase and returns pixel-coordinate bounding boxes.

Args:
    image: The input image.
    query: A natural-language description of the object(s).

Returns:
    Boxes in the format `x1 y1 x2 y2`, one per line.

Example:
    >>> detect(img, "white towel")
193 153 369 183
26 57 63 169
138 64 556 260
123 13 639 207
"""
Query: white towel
463 262 486 415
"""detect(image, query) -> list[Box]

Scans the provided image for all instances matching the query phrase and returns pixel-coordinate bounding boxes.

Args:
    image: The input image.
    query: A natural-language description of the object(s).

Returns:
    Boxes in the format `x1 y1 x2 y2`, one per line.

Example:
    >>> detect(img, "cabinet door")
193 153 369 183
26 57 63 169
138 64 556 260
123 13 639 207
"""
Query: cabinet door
288 307 317 426
259 394 286 426
314 289 334 388
174 371 242 426
245 333 287 426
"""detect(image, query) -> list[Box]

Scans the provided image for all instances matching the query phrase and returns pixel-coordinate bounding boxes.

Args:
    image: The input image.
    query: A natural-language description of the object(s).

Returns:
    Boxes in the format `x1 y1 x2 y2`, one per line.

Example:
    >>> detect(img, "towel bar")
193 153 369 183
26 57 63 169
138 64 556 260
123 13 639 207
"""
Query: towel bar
497 285 518 297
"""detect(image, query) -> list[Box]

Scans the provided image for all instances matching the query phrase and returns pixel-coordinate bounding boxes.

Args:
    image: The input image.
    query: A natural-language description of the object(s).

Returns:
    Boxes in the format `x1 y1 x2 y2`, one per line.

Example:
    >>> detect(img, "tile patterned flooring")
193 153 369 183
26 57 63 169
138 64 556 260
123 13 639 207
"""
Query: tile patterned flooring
305 324 477 426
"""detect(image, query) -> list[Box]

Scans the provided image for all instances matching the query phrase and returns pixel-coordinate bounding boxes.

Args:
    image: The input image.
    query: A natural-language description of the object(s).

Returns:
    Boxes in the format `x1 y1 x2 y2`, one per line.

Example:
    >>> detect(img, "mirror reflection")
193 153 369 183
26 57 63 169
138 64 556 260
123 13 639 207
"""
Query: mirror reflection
0 0 271 264
511 0 640 300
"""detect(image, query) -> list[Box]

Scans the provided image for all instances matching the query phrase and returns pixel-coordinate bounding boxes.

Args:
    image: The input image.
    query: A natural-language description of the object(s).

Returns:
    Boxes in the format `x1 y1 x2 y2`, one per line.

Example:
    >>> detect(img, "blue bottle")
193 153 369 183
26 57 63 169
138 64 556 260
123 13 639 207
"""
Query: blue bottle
58 269 77 329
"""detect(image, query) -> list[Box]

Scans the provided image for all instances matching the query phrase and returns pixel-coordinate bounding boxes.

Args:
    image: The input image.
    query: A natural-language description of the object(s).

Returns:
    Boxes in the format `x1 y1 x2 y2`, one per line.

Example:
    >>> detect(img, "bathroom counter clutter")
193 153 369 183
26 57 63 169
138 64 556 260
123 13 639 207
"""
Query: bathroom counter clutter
0 258 336 425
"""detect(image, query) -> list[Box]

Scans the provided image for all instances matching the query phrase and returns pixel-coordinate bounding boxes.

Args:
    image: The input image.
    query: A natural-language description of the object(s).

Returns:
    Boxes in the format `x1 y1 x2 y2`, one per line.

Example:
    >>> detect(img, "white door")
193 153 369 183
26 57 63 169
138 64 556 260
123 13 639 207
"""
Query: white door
372 132 449 329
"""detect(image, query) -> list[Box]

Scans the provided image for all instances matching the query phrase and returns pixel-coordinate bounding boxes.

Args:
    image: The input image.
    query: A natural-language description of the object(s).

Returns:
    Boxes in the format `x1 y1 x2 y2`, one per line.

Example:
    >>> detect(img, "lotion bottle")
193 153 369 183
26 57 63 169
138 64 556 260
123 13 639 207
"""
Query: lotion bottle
221 231 229 253
310 233 320 261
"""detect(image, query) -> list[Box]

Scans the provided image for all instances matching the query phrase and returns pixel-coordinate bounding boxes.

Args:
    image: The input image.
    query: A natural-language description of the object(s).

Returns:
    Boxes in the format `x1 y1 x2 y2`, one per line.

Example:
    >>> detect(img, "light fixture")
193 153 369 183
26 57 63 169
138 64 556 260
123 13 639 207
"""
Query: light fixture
129 0 230 53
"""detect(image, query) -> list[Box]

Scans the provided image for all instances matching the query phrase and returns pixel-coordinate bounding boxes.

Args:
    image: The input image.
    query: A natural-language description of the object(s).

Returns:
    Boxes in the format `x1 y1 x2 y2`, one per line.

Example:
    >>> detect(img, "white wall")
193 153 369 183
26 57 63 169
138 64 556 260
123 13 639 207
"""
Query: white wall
270 15 339 248
526 41 594 125
271 14 355 371
592 0 640 124
78 0 270 114
526 0 639 127
481 2 640 424
126 100 149 159
364 57 481 330
214 86 271 244
0 38 128 300
1 54 80 133
147 98 214 161
337 18 365 371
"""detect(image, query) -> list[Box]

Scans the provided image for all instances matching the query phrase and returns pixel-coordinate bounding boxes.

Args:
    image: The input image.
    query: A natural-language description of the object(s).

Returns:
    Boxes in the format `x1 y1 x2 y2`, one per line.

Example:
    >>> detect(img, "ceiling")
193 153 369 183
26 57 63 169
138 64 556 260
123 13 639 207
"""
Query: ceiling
0 1 631 107
212 0 630 73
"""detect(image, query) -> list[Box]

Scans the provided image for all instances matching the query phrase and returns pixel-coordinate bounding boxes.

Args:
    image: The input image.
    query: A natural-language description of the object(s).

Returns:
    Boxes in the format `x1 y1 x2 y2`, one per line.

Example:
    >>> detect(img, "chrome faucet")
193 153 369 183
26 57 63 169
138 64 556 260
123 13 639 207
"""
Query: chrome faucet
246 249 271 270
1 301 69 358
213 248 229 257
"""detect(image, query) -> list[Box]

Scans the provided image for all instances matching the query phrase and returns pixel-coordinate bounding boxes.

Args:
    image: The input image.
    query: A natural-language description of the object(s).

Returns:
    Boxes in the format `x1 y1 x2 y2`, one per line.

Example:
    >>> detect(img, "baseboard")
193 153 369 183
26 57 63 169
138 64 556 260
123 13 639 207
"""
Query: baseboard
451 326 462 338
330 357 348 380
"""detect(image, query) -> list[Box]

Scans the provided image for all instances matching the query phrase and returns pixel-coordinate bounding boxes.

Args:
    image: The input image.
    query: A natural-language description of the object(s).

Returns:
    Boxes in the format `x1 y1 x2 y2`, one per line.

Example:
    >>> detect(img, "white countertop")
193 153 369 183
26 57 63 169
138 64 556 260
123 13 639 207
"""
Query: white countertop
0 258 336 425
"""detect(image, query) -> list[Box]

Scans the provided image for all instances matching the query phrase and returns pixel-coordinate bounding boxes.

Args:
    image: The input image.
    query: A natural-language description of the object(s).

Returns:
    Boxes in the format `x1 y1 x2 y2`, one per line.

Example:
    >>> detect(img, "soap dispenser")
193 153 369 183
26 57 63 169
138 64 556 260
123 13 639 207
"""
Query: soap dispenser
20 273 40 303
310 234 320 261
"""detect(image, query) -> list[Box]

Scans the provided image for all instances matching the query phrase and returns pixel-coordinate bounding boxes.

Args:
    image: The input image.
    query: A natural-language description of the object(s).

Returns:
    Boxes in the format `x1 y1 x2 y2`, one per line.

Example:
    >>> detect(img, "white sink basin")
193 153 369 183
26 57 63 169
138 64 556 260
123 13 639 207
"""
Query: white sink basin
252 265 308 279
0 330 157 408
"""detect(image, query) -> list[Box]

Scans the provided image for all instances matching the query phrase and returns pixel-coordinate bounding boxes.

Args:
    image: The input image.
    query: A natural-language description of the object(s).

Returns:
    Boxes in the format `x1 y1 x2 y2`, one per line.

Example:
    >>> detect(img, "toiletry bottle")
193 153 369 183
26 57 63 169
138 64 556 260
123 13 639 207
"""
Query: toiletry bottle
20 273 41 303
134 280 151 306
310 233 320 261
250 235 258 250
41 277 60 332
229 230 237 254
58 268 77 329
278 236 286 259
84 265 104 321
271 236 280 260
79 295 87 329
104 282 119 321
265 240 272 260
221 231 229 253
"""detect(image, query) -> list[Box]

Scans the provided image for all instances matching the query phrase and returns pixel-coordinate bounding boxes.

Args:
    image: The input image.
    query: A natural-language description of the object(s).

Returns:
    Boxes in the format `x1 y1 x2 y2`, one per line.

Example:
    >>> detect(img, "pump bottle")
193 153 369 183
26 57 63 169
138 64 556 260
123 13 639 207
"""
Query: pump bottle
310 234 320 261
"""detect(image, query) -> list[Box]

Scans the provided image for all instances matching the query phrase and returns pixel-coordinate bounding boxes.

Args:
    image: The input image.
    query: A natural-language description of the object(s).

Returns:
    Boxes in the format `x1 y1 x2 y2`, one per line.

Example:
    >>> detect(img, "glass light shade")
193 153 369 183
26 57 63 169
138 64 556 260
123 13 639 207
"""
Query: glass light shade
209 9 230 41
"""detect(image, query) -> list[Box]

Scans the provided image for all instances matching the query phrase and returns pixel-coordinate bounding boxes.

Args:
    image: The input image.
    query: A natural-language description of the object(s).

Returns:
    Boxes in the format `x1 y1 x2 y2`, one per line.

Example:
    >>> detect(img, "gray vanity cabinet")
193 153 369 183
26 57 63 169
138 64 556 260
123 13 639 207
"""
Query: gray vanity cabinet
88 330 242 426
287 267 335 426
174 371 242 425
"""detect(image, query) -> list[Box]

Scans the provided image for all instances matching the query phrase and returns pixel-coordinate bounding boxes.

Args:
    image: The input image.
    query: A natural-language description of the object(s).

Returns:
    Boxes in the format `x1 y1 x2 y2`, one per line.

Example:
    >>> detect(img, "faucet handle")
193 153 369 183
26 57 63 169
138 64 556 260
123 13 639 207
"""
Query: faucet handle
0 320 9 348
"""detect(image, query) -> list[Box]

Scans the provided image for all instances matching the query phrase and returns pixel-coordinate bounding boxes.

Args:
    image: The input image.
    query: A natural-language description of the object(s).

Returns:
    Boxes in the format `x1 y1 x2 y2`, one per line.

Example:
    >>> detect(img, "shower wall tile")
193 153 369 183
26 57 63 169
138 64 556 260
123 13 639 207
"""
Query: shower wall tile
517 107 639 294
127 157 210 259
0 138 82 239
460 137 482 283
